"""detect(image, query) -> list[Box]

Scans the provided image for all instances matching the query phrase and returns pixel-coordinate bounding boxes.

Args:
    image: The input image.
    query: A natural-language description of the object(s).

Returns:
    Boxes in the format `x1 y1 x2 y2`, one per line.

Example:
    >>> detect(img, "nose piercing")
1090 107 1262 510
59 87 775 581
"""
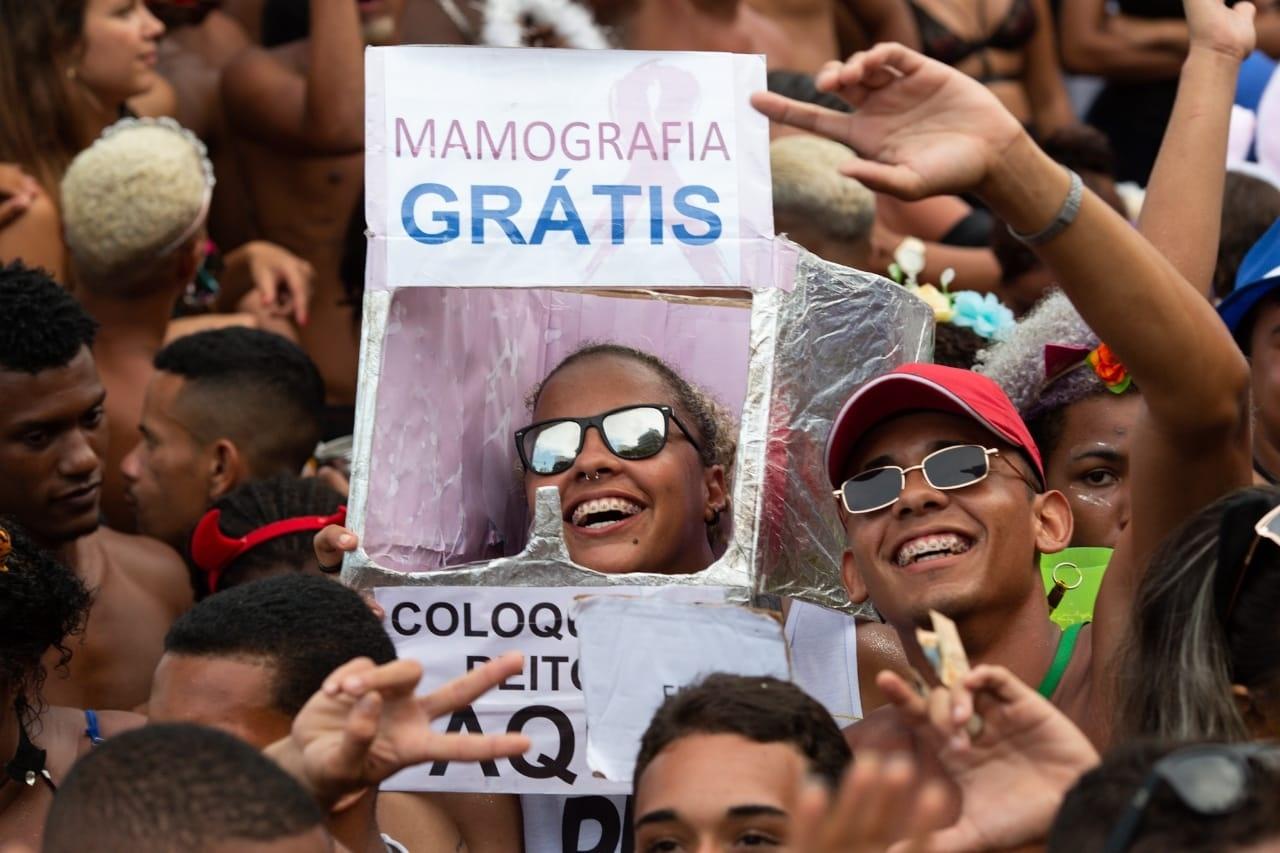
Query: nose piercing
586 472 601 481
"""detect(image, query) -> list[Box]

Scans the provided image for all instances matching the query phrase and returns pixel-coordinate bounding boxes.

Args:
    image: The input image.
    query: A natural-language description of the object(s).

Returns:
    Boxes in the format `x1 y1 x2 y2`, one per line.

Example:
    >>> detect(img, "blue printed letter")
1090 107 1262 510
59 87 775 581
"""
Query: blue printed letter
401 183 459 244
471 186 527 244
592 185 641 244
672 186 721 245
530 177 589 245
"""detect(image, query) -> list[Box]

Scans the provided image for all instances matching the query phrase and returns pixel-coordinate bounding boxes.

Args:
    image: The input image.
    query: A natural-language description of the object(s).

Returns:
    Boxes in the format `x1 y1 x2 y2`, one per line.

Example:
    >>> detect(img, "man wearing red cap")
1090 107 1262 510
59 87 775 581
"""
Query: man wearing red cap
755 29 1254 825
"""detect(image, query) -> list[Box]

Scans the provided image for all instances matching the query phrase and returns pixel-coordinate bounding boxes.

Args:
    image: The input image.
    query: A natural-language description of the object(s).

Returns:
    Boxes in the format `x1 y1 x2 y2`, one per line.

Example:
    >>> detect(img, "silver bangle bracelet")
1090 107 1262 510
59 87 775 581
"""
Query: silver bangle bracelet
1007 168 1084 247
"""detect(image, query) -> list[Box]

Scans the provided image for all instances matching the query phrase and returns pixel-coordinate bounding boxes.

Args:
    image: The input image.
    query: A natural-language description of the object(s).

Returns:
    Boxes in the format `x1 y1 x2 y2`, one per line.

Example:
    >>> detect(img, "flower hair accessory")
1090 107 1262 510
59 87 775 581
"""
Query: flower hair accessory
889 238 1014 341
1086 343 1131 394
1042 342 1132 395
951 291 1015 341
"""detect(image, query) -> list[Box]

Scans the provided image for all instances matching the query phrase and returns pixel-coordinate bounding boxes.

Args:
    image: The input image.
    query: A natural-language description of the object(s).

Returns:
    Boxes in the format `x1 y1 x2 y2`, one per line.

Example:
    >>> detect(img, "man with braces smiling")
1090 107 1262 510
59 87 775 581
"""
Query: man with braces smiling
751 25 1255 834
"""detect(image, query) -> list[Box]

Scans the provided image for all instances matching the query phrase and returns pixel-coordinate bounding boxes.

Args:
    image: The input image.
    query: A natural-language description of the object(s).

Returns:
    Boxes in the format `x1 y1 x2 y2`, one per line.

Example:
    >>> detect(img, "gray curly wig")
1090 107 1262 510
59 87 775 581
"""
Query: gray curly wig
974 290 1136 459
974 289 1107 420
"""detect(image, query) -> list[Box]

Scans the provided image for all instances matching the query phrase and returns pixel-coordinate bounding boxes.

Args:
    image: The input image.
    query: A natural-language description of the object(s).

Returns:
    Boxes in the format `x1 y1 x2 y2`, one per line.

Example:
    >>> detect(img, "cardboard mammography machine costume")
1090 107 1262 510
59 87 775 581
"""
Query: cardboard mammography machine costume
348 46 933 796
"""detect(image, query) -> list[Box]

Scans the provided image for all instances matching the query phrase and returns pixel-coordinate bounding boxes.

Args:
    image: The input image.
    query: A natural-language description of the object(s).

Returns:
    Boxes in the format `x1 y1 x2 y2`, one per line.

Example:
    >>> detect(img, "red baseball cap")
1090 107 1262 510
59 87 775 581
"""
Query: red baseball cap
824 363 1045 488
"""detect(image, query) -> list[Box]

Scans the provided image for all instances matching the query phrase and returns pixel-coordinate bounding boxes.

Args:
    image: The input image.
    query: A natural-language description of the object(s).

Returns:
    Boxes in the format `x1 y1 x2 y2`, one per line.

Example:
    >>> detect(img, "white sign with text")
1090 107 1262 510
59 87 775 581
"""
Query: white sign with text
576 596 791 782
365 47 776 289
377 584 728 795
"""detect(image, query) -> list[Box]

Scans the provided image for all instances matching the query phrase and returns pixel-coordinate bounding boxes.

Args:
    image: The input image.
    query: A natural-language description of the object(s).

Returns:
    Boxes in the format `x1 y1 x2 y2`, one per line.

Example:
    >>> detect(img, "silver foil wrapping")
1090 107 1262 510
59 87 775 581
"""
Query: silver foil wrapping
344 245 933 615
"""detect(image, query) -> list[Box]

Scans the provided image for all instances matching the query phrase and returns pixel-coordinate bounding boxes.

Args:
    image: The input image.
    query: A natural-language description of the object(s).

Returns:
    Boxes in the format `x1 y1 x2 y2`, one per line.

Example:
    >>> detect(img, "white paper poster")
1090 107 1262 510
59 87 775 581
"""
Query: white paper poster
365 47 776 289
376 584 728 795
575 596 790 783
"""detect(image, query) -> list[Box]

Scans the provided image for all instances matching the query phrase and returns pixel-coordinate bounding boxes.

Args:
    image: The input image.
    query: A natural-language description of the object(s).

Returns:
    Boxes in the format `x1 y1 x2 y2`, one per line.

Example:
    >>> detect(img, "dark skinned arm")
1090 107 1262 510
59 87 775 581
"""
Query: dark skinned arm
219 0 364 154
752 35 1251 713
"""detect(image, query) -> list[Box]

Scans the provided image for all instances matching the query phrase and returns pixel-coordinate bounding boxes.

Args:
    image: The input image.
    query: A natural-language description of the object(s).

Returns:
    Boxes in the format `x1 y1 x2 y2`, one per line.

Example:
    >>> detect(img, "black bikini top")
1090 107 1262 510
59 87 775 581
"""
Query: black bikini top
3 703 55 795
911 0 1037 74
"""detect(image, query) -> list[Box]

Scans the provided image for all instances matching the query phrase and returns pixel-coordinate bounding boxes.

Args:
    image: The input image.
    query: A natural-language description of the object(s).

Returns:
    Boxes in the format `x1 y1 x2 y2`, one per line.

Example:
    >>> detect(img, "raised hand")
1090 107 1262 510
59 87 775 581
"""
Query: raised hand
876 665 1099 852
750 44 1025 200
789 752 949 853
230 240 315 327
287 654 532 807
1184 0 1256 61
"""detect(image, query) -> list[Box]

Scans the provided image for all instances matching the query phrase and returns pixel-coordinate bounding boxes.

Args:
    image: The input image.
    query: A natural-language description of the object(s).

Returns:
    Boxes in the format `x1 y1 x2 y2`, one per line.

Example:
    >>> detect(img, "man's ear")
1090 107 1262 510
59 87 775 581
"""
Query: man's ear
208 439 247 501
175 235 202 287
1032 489 1074 554
841 548 870 605
1232 684 1272 737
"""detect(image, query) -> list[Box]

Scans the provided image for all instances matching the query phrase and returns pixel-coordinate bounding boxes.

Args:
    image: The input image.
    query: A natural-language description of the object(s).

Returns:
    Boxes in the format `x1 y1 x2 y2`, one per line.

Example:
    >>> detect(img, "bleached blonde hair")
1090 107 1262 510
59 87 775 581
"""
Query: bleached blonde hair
61 117 214 289
770 135 875 244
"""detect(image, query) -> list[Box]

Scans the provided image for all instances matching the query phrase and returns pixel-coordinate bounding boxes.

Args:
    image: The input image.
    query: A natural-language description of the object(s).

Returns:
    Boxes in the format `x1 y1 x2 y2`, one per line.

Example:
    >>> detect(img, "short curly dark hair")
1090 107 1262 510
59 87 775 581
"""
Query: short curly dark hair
0 515 92 724
0 261 98 374
633 673 851 792
164 574 394 716
44 723 324 853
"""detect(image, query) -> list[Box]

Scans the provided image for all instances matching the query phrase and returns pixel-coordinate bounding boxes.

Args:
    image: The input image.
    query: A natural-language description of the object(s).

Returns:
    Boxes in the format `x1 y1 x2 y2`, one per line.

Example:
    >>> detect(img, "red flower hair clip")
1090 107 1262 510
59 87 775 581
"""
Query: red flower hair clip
1042 342 1132 395
1086 343 1131 394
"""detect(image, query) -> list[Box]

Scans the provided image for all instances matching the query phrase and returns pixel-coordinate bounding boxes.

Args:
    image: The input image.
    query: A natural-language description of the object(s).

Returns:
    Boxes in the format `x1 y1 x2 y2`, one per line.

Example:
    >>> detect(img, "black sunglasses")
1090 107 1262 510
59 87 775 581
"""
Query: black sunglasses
1103 743 1280 853
515 404 702 476
833 444 1038 514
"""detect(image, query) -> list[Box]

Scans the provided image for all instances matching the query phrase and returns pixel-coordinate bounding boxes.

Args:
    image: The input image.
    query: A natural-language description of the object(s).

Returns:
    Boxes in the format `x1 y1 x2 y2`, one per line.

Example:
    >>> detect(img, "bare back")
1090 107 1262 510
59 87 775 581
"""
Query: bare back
42 529 191 711
224 42 364 405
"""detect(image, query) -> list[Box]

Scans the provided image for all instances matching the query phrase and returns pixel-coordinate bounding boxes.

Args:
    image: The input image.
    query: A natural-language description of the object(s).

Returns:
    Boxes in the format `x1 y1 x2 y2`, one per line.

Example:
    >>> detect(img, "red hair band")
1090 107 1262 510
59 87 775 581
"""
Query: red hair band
190 505 347 594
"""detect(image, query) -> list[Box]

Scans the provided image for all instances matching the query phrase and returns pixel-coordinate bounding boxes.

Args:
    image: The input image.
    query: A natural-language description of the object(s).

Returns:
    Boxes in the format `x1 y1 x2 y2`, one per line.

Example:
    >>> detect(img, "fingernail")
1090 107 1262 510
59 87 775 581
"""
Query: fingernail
339 534 354 546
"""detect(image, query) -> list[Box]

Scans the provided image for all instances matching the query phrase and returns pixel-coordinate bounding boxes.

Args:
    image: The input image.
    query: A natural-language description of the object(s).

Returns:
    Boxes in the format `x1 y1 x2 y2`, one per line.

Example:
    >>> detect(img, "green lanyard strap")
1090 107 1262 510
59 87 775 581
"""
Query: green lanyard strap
1037 622 1084 699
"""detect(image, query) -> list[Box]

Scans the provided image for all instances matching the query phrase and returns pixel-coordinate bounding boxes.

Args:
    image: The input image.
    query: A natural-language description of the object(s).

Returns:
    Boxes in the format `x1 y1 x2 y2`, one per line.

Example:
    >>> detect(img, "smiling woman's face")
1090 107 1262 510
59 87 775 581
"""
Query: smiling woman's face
523 354 725 576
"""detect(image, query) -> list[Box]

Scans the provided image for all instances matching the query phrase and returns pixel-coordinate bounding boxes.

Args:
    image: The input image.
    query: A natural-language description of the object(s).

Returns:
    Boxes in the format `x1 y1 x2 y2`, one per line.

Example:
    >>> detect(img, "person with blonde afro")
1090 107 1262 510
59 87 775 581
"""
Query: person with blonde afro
62 117 312 531
771 134 876 271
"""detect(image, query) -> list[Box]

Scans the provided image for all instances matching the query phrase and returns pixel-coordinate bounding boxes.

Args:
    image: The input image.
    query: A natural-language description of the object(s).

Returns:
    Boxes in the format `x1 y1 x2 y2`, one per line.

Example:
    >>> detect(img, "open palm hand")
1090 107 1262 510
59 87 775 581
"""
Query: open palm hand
751 44 1025 200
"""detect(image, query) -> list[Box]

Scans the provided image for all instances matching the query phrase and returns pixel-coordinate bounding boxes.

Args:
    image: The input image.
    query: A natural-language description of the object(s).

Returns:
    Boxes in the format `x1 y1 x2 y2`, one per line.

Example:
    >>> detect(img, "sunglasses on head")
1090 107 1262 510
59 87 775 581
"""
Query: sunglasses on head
833 444 1036 514
515 404 702 476
1102 743 1280 853
1219 503 1280 622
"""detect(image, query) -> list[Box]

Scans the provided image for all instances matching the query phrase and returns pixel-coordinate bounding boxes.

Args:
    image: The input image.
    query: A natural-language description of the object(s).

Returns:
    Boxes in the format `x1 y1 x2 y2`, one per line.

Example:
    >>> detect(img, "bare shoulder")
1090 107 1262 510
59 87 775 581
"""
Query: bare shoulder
0 189 65 282
203 10 253 61
95 528 193 615
94 709 146 739
222 40 305 99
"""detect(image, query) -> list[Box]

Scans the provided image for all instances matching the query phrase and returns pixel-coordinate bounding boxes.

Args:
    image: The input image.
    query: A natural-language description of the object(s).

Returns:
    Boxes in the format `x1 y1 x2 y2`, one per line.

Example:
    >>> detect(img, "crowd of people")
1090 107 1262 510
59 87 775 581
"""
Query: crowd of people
5 0 1280 850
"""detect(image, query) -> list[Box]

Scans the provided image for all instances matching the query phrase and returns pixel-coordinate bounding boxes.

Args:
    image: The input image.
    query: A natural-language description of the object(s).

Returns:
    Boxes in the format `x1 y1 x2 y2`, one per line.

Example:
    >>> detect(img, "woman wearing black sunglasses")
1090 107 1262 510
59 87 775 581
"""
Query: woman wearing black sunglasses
314 342 735 577
514 343 734 576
